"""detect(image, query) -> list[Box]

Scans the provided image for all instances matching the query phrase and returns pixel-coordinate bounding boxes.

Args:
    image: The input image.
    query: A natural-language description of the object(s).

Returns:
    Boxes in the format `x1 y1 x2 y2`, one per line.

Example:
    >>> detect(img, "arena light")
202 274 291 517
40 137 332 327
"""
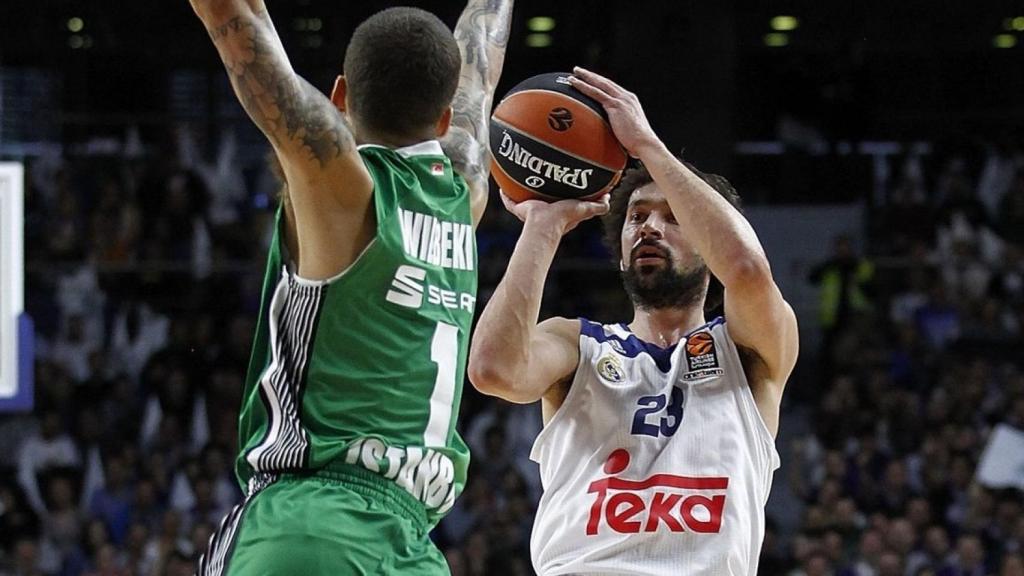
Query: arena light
68 35 84 49
770 16 798 31
308 18 323 32
67 17 84 32
527 16 556 32
526 33 553 48
994 34 1017 48
764 33 789 47
1013 17 1024 31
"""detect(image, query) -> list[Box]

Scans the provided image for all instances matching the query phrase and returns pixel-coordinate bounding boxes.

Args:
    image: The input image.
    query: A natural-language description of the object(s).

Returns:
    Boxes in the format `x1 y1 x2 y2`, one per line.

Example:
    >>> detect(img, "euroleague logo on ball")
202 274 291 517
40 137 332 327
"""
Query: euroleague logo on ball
547 107 574 132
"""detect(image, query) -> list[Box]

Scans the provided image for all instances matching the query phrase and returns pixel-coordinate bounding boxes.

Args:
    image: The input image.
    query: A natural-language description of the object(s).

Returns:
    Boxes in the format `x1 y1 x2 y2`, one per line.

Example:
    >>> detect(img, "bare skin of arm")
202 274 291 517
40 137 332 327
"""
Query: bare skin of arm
468 194 608 420
440 0 515 226
190 0 373 280
570 68 799 436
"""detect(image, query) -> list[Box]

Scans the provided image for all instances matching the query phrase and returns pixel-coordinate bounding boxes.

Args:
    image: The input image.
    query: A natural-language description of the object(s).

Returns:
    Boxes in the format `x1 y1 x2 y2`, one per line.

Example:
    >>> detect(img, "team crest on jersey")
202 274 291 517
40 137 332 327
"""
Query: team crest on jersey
597 354 625 383
683 331 724 380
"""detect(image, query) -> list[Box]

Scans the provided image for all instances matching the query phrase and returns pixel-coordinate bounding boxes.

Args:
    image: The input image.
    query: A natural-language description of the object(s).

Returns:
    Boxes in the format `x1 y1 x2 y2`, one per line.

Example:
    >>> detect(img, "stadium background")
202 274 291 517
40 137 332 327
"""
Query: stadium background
2 1 1023 574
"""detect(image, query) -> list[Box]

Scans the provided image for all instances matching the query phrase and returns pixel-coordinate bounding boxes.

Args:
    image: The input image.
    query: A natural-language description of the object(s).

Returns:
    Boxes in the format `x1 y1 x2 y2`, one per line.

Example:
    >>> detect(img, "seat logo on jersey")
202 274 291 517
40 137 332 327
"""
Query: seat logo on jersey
386 265 476 313
683 331 724 380
597 354 625 383
586 449 728 536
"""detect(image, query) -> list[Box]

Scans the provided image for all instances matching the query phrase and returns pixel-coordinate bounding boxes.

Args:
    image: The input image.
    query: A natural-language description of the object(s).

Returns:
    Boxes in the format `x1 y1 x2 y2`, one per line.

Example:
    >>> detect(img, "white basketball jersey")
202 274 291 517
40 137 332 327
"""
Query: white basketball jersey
530 318 780 576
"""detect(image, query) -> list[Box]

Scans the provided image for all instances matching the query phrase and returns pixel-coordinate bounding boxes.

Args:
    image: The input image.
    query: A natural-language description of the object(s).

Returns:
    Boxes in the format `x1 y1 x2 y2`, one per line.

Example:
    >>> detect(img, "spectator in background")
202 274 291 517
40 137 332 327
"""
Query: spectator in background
809 234 875 366
942 534 987 576
107 290 170 382
38 473 83 571
4 536 44 576
914 283 961 350
881 155 933 255
1000 555 1024 576
997 170 1024 246
0 482 41 568
977 141 1023 219
17 411 80 515
88 450 135 546
793 549 835 576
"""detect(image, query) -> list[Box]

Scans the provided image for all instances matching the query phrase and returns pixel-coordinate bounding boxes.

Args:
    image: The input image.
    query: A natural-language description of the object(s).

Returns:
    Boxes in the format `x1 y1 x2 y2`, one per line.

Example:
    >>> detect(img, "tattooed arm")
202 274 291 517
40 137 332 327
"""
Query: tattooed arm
190 0 373 279
441 0 515 226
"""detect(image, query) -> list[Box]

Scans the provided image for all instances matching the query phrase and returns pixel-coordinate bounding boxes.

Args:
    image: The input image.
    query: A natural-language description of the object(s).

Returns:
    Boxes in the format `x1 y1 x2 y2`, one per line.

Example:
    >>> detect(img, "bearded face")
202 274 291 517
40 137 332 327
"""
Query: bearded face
619 186 708 311
622 237 708 310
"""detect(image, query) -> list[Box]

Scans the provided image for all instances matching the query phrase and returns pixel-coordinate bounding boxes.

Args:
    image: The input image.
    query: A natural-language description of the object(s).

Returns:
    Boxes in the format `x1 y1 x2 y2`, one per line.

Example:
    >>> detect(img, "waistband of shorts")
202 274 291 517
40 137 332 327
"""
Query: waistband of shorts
278 460 430 532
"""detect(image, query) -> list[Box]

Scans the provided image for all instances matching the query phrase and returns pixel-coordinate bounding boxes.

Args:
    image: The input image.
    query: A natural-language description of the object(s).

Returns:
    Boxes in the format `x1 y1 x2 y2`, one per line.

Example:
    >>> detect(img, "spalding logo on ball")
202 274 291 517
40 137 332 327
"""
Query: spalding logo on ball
489 72 628 203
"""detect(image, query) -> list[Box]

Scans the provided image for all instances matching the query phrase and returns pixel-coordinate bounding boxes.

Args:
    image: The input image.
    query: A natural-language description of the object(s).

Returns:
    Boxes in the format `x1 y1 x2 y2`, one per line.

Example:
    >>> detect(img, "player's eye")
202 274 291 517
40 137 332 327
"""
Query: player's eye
629 211 645 223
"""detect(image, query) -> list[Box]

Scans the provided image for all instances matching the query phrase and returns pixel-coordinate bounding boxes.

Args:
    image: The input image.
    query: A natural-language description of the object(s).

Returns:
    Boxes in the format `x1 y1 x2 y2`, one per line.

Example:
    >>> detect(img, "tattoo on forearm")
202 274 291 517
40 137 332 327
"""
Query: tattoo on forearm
442 0 513 187
208 10 353 167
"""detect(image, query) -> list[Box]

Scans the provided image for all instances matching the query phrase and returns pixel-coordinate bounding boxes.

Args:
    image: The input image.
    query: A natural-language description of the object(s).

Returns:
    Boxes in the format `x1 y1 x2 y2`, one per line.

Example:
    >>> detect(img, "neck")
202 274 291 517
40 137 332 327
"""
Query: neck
628 305 706 348
354 126 436 149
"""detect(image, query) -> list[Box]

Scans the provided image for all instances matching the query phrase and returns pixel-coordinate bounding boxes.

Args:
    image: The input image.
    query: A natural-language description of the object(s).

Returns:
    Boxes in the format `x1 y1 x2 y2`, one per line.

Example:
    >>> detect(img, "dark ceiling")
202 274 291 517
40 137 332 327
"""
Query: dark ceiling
1 1 1022 161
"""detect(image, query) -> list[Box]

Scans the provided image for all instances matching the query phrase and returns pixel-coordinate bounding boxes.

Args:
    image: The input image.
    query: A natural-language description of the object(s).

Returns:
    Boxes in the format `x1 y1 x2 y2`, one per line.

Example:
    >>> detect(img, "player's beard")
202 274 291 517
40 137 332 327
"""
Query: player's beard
622 254 708 311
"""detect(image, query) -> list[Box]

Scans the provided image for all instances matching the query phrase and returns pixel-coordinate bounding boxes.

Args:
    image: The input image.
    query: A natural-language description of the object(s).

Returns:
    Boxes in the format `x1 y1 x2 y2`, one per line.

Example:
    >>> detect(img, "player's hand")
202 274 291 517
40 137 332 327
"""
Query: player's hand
500 191 610 236
568 67 661 158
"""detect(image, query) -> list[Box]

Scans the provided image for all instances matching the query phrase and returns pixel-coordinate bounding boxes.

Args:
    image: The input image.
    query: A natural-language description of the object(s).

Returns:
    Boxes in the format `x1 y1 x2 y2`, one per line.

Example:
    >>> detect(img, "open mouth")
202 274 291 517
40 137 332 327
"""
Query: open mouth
631 244 668 265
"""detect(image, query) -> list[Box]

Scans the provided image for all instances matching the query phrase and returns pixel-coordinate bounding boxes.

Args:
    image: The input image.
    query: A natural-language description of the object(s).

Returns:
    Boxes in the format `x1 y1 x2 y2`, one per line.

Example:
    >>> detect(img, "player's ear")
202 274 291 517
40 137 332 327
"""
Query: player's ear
330 76 348 112
435 106 453 138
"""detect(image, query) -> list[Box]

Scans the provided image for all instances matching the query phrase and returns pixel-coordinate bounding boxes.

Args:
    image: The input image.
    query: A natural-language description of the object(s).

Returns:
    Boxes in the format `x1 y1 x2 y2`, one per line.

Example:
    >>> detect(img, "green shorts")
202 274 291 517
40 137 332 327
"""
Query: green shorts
198 463 449 576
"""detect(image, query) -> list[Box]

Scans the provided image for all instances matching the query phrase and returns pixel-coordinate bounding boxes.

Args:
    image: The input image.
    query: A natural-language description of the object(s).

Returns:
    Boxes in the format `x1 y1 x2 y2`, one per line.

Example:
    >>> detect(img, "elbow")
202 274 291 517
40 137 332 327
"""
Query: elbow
467 352 532 403
467 352 511 396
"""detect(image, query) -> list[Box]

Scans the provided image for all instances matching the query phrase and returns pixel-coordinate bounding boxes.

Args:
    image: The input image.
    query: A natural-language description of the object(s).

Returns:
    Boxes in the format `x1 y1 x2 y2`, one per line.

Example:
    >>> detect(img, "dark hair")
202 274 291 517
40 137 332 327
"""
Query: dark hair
343 8 461 138
601 159 742 312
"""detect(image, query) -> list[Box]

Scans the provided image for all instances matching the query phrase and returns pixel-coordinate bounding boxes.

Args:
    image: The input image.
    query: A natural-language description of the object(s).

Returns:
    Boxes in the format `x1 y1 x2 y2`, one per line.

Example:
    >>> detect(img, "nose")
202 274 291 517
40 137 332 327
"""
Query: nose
639 218 663 240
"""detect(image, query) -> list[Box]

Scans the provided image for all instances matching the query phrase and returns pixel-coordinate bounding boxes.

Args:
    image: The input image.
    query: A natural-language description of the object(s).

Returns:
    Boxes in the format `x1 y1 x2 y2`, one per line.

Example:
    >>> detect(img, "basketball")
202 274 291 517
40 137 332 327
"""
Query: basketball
489 72 628 203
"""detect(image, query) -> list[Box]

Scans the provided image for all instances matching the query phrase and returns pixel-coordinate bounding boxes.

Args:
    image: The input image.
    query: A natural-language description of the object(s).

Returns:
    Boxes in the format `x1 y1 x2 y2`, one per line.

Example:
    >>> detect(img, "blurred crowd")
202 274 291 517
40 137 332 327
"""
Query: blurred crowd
784 144 1024 576
0 130 1022 576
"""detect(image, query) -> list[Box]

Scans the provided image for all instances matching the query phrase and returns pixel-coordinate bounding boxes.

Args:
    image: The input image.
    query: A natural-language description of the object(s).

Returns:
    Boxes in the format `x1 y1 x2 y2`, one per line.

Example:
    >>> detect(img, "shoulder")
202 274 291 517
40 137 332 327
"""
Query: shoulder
537 316 581 343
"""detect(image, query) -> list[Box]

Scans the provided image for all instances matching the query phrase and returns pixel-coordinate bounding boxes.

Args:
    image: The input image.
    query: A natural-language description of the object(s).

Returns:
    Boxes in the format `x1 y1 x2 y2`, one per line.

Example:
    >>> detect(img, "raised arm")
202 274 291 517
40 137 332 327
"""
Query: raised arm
440 0 515 226
569 68 799 393
468 195 606 406
190 0 372 279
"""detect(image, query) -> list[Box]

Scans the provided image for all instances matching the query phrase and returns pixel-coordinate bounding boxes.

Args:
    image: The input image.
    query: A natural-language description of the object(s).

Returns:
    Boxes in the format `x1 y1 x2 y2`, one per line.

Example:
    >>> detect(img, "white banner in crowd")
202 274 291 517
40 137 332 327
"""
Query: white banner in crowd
976 424 1024 491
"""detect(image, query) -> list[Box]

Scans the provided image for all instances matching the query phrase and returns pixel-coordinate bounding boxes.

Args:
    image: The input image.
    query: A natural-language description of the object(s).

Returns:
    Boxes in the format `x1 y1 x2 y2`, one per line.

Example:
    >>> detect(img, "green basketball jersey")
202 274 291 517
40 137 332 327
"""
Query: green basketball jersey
236 140 477 525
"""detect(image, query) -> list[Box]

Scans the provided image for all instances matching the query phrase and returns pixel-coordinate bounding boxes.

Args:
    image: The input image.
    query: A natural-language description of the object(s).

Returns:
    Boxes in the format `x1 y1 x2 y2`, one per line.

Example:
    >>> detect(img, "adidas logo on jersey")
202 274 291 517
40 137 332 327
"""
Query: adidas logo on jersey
586 449 728 536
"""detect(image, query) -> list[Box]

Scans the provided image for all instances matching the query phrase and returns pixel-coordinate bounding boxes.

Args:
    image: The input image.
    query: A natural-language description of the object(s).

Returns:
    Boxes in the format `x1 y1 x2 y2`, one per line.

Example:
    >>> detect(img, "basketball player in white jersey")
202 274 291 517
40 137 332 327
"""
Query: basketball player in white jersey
469 67 799 575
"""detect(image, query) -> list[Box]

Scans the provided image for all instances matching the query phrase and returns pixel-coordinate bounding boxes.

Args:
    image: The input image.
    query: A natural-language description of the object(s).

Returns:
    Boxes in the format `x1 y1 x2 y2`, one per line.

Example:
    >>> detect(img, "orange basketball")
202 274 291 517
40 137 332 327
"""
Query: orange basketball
489 72 628 203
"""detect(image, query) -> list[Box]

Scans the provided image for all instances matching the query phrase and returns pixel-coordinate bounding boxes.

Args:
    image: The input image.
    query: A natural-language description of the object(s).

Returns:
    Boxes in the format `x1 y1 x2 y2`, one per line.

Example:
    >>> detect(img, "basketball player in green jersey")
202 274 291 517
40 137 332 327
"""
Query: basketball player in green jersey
188 1 513 574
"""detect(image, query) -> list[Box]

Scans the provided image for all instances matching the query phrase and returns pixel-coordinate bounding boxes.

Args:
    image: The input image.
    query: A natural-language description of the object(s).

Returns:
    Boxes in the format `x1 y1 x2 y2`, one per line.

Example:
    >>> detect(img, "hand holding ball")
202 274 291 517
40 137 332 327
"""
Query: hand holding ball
489 72 628 203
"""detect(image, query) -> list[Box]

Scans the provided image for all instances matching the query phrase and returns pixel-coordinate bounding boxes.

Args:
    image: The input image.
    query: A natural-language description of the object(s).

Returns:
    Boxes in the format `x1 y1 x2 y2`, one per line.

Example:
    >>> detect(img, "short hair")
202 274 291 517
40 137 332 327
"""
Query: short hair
601 159 742 312
342 8 461 138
